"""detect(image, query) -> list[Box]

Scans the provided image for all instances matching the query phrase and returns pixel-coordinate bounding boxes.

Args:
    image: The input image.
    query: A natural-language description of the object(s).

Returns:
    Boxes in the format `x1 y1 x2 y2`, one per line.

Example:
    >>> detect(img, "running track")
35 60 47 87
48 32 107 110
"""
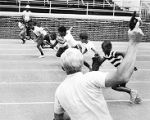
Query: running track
0 39 150 120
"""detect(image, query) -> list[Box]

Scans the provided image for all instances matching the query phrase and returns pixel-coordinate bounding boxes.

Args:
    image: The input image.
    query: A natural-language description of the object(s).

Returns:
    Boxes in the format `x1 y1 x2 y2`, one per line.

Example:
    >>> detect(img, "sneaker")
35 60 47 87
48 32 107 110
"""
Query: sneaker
130 90 138 104
38 55 45 58
130 90 142 104
134 96 142 104
22 40 26 44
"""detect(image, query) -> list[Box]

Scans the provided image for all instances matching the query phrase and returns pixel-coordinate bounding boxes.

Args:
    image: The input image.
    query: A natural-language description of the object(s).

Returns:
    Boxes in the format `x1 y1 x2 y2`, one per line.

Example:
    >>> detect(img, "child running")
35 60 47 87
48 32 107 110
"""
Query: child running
31 22 53 58
52 26 81 57
92 40 142 104
18 20 26 44
79 32 102 71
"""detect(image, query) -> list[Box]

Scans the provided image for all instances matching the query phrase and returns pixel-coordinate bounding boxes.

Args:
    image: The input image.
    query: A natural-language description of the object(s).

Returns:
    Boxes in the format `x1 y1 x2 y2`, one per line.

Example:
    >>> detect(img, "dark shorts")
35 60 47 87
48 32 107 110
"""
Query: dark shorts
56 45 68 57
92 55 103 71
43 34 50 43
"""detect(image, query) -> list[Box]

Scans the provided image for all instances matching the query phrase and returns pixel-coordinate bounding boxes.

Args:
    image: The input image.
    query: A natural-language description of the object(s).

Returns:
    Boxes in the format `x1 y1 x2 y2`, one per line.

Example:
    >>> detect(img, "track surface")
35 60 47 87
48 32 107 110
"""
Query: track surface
0 39 150 120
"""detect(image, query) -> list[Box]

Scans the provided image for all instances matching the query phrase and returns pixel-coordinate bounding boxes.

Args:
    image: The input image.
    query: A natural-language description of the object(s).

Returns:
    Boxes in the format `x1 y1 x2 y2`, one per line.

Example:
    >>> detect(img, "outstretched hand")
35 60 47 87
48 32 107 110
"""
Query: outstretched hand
128 22 144 43
128 11 144 43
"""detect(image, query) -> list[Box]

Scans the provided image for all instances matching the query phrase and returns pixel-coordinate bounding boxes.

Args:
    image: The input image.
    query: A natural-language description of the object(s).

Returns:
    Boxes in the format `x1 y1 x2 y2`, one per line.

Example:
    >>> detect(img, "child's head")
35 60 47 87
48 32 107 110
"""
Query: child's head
36 22 41 27
79 32 88 43
101 41 112 55
25 4 30 12
58 26 66 37
31 21 37 30
50 32 57 40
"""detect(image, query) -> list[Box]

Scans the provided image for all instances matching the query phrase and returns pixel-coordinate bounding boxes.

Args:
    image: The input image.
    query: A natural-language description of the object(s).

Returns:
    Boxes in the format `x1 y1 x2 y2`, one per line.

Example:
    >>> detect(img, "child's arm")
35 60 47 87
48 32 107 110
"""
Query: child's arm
115 51 125 58
82 48 88 54
91 47 100 56
68 26 73 31
84 61 92 71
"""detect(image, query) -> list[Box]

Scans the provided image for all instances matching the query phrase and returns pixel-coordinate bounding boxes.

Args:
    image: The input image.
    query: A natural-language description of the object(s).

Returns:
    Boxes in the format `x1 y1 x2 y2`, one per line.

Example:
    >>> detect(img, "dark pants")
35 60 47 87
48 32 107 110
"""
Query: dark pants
56 46 68 57
111 83 131 94
24 20 33 38
92 55 104 71
42 34 53 48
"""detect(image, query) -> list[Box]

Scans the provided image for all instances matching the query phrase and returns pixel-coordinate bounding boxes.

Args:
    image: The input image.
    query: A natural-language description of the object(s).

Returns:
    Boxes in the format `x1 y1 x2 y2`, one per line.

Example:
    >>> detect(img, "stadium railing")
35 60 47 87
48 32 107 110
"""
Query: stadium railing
140 0 150 22
0 0 132 16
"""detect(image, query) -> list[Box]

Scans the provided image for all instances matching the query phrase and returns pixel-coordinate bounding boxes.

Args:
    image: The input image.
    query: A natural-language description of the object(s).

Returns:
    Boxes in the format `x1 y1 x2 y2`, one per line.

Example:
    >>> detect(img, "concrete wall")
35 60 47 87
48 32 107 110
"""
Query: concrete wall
0 12 150 42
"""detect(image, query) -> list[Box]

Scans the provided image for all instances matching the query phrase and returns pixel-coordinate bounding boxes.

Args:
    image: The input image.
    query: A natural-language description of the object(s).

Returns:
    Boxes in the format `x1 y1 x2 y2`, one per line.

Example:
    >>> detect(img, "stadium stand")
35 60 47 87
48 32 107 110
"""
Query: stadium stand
0 0 149 40
140 0 150 22
0 0 132 16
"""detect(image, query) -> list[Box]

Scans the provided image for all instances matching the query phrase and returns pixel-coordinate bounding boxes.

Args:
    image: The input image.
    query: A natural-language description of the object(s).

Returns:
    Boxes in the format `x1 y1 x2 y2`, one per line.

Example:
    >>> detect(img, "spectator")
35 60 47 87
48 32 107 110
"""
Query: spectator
53 22 144 120
22 4 32 39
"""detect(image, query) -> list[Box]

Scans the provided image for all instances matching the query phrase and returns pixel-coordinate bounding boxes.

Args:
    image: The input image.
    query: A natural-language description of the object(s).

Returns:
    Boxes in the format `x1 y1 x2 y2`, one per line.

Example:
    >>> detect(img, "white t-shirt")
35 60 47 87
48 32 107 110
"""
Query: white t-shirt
40 28 47 36
33 26 44 37
64 30 78 48
23 10 31 22
56 35 67 48
54 71 112 120
18 22 24 30
81 41 96 54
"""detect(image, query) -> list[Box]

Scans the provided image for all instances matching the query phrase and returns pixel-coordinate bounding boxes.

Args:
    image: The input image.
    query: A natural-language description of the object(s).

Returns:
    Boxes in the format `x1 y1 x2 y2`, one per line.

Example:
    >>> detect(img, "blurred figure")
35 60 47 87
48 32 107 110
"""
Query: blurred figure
22 4 32 39
18 20 26 44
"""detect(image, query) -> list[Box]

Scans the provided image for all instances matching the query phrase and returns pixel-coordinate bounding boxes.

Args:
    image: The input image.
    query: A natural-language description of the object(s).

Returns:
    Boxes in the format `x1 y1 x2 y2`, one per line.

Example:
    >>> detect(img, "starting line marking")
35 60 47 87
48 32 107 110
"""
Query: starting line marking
0 99 150 105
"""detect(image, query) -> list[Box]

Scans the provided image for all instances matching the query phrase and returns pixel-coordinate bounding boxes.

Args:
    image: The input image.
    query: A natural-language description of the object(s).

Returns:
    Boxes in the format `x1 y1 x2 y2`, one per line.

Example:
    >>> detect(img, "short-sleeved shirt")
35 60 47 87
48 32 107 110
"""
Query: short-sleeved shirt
104 51 124 67
23 10 31 22
81 41 96 54
64 30 78 48
54 71 112 120
56 35 68 48
33 26 44 37
40 28 47 36
18 22 25 30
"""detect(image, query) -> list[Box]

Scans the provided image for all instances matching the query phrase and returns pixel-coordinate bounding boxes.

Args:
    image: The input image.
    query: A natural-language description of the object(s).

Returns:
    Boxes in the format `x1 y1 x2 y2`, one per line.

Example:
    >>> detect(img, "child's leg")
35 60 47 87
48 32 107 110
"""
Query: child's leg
112 83 142 104
36 36 44 56
44 34 53 48
19 30 26 44
111 83 131 94
56 46 68 57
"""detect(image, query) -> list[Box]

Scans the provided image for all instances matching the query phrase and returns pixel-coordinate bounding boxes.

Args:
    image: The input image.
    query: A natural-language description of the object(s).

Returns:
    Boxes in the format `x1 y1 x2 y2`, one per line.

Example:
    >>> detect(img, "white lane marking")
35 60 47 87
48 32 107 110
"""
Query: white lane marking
0 99 150 105
0 81 149 85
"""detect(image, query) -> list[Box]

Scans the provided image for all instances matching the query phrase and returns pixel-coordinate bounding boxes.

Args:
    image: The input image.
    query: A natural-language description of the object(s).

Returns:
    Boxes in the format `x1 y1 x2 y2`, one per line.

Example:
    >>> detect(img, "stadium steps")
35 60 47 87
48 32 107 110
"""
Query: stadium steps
0 0 131 16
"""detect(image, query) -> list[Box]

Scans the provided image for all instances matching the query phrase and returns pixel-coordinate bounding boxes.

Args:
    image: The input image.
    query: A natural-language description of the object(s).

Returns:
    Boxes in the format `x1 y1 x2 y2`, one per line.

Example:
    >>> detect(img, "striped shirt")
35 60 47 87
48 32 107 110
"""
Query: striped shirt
104 51 124 67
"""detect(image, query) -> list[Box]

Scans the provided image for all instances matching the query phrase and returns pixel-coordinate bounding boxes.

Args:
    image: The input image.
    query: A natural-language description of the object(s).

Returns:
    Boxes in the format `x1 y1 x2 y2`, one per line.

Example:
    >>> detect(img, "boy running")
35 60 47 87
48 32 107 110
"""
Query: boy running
18 20 26 44
31 22 53 58
92 40 142 104
52 26 81 57
79 32 102 71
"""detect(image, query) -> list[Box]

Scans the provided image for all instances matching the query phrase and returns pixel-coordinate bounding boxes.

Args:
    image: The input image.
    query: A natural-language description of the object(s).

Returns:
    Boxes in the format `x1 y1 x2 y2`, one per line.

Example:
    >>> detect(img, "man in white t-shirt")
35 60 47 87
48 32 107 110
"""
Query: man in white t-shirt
53 22 144 120
22 5 32 39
